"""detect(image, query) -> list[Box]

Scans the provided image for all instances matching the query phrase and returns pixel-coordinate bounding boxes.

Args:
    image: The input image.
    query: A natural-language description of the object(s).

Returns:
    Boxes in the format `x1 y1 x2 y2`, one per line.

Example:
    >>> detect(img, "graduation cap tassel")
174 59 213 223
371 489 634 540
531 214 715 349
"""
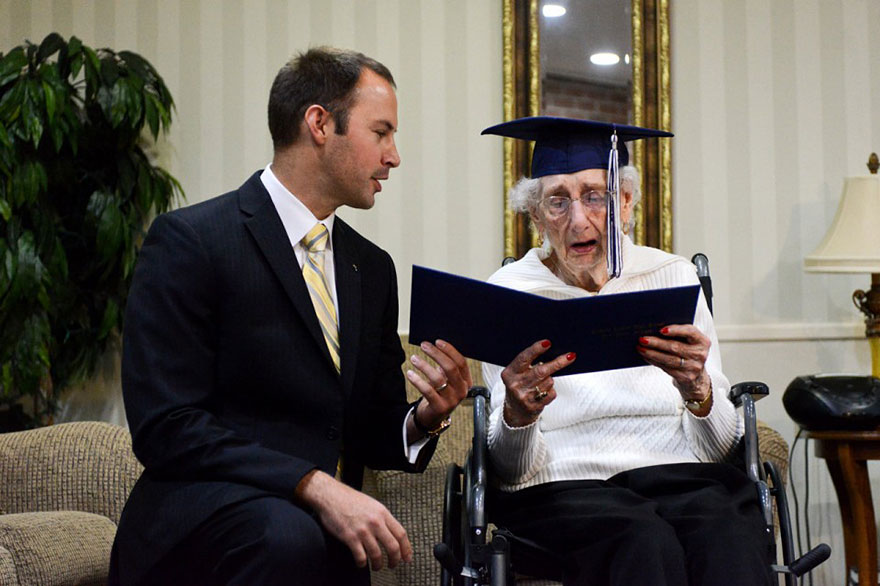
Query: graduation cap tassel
606 131 623 279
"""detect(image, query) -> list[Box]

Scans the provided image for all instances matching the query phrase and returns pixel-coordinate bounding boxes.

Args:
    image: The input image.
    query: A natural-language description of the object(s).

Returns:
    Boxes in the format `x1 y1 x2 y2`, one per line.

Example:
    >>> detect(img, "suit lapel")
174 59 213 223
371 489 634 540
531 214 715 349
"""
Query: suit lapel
238 173 338 373
332 220 362 396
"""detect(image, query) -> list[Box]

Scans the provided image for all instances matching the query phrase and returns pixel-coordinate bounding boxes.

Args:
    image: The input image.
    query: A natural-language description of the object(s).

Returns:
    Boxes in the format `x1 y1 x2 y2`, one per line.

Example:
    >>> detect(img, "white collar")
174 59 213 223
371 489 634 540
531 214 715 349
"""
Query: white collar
489 236 681 295
260 164 336 250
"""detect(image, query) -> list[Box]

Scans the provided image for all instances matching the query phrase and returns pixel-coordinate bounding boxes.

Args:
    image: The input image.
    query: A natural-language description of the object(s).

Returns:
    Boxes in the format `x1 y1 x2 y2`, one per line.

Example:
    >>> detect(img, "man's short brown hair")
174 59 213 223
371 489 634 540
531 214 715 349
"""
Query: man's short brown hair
267 47 395 150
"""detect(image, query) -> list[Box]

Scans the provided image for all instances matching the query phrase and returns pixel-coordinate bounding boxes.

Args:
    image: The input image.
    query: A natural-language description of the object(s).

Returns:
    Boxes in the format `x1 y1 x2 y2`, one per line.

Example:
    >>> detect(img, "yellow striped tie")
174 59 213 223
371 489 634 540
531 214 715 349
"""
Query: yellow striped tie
301 224 341 373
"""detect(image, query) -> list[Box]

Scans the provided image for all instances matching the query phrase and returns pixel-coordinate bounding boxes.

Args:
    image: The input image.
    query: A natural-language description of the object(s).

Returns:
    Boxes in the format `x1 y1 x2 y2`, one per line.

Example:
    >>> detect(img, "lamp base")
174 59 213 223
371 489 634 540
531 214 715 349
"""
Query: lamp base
853 274 880 377
871 337 880 379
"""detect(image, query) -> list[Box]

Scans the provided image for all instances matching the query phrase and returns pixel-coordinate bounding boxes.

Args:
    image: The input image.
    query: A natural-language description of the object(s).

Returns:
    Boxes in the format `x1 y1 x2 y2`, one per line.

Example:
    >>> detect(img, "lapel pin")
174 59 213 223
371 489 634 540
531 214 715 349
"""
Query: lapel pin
352 264 358 272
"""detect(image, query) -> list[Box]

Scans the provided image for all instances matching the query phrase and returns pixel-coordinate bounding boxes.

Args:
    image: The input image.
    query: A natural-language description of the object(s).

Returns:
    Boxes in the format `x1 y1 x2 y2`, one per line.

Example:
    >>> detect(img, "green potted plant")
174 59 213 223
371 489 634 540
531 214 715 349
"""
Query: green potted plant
0 33 183 430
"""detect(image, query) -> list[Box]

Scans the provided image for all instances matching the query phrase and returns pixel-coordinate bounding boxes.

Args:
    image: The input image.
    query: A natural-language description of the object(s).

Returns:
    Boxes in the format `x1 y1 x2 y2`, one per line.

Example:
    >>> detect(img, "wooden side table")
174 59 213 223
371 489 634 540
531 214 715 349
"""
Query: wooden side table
806 430 880 586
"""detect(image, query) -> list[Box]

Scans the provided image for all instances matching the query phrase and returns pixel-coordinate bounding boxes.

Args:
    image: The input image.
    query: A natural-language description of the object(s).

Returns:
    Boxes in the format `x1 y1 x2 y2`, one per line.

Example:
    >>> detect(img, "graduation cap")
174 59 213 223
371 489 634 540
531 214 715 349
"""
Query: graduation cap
481 116 673 178
481 116 673 279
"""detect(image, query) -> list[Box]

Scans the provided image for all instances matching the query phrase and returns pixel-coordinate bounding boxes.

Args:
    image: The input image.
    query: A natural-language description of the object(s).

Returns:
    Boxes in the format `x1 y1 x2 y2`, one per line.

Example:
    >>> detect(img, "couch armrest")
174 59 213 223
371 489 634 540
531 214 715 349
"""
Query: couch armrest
0 422 142 523
0 511 116 586
0 545 18 586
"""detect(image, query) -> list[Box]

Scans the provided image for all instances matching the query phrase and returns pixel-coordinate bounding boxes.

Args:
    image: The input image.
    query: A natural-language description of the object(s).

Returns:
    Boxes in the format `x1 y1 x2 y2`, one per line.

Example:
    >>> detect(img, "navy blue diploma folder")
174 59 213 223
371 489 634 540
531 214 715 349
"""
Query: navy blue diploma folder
408 265 701 375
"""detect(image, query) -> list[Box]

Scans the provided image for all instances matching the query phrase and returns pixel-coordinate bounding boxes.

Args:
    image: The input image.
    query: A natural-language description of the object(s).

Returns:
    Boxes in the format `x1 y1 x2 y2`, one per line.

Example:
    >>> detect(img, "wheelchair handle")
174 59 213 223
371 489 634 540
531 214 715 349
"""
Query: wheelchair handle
433 543 464 577
691 253 713 314
468 385 490 400
788 543 832 577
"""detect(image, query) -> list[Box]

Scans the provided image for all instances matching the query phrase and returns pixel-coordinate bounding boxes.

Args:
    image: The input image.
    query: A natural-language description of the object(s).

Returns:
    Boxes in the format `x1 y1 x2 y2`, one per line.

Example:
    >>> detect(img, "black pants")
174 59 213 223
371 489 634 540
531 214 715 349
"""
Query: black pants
490 462 774 586
134 495 369 586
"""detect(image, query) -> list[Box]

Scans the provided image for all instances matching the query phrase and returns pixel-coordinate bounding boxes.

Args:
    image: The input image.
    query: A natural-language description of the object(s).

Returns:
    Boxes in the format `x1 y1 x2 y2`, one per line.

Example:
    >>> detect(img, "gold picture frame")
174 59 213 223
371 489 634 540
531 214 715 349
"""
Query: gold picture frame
502 0 672 258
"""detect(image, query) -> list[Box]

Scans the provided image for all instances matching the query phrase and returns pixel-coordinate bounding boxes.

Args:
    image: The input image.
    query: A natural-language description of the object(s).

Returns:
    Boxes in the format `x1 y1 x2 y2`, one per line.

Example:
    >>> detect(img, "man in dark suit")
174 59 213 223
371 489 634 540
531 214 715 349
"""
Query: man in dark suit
109 47 471 586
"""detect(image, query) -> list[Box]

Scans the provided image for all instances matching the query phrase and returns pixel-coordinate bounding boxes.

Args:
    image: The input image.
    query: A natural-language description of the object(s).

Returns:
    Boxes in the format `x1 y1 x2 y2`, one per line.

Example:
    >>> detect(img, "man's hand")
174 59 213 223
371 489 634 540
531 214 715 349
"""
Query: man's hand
405 339 472 437
295 470 412 570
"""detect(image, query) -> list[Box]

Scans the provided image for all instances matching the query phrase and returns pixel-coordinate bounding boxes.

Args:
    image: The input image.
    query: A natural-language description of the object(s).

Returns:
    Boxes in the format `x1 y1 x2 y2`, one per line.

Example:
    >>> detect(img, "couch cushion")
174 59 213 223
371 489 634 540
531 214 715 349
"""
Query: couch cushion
0 511 115 586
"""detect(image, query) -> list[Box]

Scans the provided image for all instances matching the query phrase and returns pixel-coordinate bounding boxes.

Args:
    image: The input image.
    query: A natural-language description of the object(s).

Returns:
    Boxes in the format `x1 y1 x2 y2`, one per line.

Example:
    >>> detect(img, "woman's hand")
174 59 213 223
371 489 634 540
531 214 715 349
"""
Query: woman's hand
637 324 712 408
500 340 576 428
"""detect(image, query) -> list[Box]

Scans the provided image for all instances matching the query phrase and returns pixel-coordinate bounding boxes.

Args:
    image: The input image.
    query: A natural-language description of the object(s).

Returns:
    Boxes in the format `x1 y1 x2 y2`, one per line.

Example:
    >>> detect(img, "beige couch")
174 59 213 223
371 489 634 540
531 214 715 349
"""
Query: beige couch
0 421 142 586
0 339 789 586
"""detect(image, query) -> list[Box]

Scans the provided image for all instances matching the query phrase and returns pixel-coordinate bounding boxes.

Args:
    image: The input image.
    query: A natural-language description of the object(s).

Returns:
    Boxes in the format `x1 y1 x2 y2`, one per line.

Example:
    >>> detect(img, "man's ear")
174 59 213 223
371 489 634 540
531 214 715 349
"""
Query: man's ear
303 104 333 145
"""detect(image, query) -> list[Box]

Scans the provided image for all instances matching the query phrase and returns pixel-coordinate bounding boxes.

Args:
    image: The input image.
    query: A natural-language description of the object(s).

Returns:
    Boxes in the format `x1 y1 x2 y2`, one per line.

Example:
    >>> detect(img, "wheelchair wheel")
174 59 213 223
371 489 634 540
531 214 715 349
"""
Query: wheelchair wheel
441 462 464 586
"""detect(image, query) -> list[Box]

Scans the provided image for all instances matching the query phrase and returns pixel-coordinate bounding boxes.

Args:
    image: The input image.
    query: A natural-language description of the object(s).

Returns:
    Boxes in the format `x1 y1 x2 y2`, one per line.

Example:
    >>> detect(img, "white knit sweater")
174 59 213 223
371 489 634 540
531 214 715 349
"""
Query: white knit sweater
484 237 742 492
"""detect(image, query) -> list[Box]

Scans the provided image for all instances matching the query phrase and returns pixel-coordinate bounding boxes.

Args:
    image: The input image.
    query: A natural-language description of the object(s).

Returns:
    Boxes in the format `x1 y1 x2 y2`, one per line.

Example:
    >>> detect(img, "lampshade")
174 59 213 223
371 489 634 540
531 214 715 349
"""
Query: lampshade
804 175 880 273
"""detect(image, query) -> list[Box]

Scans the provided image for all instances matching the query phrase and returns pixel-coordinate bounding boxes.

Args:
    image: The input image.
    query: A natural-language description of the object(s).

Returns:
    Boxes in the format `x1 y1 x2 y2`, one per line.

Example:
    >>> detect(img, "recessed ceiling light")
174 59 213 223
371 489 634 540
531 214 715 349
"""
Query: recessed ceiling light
624 53 631 64
590 52 620 66
542 4 566 18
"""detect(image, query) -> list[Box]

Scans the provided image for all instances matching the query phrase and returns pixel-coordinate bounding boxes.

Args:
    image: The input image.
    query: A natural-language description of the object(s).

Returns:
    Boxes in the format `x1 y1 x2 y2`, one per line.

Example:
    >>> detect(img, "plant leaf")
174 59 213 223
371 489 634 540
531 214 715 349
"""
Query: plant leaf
82 46 101 98
0 82 24 124
100 53 120 86
96 85 113 121
0 121 10 149
118 50 149 80
41 80 56 121
0 197 10 222
0 47 26 88
144 92 159 138
110 81 127 127
67 36 82 58
88 190 125 259
36 33 66 63
97 298 118 339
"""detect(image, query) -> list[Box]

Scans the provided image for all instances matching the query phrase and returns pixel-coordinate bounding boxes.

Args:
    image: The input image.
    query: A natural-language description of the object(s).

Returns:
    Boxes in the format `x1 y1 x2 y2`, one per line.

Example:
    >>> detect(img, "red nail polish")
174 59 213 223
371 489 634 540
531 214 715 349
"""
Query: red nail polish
541 340 551 348
567 352 576 361
639 337 649 346
661 327 670 335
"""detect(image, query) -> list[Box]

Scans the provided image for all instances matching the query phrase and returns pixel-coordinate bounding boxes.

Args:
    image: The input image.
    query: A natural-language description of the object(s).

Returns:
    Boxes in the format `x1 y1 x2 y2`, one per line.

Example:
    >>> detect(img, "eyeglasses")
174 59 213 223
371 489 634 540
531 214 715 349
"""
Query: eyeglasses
539 191 609 219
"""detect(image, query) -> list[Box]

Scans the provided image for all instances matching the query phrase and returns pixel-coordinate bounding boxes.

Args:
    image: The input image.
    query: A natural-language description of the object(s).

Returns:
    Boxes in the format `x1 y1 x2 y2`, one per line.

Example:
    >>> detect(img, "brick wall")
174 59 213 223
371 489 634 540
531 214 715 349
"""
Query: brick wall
542 74 631 124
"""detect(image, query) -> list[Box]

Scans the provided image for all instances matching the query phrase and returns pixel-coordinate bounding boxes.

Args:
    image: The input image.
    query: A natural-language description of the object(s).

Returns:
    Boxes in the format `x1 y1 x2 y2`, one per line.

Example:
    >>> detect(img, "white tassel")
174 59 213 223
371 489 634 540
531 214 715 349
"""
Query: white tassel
606 131 622 279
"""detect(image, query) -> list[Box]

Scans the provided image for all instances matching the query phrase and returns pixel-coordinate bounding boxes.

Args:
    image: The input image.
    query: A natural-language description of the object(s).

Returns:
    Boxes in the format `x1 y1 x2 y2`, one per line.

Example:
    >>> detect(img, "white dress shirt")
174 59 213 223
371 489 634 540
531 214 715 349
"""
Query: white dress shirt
260 165 428 463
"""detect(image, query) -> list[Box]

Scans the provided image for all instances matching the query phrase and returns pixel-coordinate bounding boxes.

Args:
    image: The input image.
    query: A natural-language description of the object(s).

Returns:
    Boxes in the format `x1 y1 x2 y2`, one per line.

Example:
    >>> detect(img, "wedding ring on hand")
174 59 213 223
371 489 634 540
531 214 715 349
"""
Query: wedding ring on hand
435 382 448 392
679 357 685 368
533 386 549 402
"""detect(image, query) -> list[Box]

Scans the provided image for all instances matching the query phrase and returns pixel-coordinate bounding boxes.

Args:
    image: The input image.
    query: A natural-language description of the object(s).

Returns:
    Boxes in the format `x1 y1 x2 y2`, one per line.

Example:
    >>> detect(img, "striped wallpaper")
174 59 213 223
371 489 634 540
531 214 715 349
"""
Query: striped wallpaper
673 0 880 337
0 0 505 329
672 2 880 583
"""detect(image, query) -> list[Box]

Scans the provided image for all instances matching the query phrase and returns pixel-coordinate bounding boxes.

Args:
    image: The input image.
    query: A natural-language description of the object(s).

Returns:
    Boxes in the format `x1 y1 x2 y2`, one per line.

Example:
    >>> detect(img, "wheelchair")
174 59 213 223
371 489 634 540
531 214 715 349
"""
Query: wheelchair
433 254 831 586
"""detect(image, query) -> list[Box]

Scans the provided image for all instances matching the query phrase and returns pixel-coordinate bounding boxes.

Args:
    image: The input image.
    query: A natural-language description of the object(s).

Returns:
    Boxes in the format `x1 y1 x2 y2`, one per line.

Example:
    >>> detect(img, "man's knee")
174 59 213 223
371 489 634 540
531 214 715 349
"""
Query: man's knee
219 498 329 574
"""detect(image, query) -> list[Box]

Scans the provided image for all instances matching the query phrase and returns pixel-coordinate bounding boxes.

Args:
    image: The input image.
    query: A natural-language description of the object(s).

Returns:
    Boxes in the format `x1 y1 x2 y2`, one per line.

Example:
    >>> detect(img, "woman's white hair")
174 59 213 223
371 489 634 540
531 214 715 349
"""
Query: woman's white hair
620 165 641 233
507 164 642 234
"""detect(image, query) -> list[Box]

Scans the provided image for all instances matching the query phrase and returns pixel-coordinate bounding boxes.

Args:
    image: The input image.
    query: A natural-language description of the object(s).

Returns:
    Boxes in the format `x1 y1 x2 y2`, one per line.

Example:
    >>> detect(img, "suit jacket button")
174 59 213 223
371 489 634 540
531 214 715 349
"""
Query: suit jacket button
326 426 340 441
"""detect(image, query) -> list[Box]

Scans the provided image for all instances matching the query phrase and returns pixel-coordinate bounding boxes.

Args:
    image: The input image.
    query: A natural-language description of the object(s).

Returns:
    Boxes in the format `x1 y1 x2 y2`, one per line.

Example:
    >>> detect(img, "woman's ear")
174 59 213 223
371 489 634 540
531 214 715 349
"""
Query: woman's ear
620 185 635 231
529 206 545 235
303 104 333 145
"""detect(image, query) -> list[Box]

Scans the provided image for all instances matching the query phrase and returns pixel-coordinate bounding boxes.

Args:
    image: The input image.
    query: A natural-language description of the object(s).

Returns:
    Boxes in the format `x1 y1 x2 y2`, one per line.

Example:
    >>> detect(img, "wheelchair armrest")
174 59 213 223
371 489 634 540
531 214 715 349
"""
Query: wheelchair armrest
728 381 769 406
730 383 768 483
468 386 490 538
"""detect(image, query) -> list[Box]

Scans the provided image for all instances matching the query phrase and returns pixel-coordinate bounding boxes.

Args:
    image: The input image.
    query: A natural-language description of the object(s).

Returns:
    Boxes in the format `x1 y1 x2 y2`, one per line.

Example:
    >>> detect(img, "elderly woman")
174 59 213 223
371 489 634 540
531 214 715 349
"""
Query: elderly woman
480 117 772 586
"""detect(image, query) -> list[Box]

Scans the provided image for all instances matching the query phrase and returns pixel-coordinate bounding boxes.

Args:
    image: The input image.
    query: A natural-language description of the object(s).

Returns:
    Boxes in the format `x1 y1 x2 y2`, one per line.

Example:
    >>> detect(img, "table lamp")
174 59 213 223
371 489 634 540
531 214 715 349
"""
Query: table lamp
804 152 880 376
